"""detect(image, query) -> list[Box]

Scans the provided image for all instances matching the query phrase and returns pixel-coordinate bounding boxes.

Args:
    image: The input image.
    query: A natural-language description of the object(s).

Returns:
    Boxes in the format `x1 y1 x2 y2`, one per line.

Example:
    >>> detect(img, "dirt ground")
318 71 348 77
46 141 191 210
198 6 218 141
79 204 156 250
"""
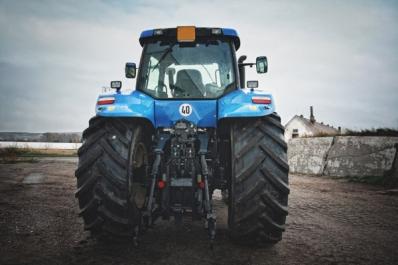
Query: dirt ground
0 159 397 265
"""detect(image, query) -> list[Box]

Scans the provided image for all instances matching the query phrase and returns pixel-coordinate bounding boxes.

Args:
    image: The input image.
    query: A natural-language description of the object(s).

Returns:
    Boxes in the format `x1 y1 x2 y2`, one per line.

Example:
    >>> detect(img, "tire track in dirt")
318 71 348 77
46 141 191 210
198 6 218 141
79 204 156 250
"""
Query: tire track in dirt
0 161 397 265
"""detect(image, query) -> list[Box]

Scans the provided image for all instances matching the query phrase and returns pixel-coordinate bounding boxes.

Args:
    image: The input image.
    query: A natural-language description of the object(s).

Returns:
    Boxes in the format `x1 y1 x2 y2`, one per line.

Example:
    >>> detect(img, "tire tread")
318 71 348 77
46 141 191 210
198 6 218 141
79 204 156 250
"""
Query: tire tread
229 114 289 244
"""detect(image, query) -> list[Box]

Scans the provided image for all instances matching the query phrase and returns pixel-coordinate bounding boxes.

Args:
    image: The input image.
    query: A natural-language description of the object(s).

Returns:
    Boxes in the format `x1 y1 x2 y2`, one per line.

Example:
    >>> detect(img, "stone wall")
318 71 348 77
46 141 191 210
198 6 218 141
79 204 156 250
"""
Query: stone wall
288 136 398 180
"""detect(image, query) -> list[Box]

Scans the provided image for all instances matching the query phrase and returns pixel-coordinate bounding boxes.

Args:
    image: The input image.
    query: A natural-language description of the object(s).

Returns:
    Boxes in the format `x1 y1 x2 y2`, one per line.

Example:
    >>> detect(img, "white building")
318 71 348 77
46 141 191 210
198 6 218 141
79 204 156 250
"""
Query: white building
285 106 339 142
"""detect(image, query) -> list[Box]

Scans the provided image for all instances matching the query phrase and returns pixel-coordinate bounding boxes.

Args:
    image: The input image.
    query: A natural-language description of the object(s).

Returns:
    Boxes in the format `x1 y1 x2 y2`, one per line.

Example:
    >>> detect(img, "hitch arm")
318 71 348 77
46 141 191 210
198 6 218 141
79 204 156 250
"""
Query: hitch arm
198 133 216 245
143 133 169 226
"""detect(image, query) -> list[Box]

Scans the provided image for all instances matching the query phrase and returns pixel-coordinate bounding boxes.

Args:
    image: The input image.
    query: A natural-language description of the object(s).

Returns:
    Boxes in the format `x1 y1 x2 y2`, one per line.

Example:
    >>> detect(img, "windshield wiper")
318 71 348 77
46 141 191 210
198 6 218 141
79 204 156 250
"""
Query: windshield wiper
151 43 176 72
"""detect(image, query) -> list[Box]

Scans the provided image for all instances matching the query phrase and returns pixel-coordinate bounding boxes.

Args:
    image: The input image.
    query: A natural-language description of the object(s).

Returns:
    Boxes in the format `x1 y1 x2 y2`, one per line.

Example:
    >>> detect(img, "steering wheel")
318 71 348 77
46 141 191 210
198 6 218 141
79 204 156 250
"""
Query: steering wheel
154 83 168 98
171 85 204 98
171 85 186 97
172 85 184 92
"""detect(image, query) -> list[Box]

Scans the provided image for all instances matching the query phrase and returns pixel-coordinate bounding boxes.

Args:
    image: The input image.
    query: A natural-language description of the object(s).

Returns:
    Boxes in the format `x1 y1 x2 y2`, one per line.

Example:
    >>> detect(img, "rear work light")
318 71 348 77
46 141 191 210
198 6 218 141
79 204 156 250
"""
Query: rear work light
211 28 222 35
153 29 164 36
97 97 115 105
252 96 272 104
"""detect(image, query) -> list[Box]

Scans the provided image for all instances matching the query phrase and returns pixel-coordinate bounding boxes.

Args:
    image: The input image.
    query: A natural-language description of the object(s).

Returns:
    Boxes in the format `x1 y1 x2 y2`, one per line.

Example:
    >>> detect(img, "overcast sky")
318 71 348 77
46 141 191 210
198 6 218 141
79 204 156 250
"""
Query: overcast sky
0 0 397 132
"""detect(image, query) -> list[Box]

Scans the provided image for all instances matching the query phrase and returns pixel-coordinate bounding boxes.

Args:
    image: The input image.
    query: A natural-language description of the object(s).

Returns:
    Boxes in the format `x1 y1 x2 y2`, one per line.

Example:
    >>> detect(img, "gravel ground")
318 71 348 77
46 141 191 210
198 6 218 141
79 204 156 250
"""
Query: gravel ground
0 159 397 265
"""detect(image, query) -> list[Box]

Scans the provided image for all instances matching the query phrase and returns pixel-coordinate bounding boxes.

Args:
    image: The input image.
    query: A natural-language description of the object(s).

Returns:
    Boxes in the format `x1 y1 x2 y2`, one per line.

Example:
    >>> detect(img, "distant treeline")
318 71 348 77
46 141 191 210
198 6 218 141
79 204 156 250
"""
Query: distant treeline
0 132 82 143
343 128 398 137
309 128 398 138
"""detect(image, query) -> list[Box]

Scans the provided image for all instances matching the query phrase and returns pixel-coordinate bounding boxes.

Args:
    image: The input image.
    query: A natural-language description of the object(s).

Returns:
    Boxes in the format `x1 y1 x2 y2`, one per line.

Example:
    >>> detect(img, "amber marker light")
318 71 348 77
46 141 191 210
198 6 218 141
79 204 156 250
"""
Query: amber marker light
177 26 196 42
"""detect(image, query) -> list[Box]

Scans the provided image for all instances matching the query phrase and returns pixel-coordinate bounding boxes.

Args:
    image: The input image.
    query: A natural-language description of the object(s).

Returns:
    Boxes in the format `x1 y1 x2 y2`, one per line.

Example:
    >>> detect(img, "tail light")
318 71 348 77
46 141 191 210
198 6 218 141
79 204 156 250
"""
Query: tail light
198 181 205 189
157 180 166 189
197 174 205 189
252 96 272 104
97 97 115 105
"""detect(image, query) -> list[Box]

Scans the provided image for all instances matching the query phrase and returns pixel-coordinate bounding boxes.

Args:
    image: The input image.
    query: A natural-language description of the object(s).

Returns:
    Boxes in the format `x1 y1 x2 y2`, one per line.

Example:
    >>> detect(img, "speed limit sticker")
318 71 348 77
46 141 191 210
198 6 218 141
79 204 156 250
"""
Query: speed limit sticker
179 103 192 117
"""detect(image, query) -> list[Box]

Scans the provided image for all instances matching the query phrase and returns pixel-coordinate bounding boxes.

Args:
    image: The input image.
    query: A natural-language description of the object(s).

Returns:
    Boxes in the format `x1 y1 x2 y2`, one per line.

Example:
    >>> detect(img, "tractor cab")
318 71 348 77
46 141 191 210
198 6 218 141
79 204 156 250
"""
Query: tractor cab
135 27 239 99
122 26 269 128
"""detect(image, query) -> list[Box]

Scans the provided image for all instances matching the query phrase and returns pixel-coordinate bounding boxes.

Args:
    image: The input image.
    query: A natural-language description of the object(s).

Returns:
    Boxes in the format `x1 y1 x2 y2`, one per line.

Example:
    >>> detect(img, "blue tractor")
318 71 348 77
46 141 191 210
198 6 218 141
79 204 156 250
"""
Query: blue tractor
75 26 289 246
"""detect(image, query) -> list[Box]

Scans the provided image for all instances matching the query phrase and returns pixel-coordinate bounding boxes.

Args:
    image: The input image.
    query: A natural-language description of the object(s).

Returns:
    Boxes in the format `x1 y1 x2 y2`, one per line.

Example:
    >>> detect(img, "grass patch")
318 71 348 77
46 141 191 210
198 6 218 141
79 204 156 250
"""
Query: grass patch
345 174 398 188
17 148 77 157
0 157 39 164
0 147 77 163
0 147 36 163
346 175 386 185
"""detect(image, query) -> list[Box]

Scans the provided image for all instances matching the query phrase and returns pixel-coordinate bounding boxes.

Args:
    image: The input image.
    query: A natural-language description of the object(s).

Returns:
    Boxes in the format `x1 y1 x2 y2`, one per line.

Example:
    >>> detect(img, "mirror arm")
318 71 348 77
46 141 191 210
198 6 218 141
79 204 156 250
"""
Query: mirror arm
238 63 255 67
238 55 247 88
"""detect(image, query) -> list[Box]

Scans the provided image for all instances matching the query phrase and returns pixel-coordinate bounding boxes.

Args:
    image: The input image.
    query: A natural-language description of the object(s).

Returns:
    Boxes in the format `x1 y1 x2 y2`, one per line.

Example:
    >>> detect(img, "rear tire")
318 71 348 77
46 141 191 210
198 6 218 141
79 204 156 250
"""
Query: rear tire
228 113 289 244
75 117 149 238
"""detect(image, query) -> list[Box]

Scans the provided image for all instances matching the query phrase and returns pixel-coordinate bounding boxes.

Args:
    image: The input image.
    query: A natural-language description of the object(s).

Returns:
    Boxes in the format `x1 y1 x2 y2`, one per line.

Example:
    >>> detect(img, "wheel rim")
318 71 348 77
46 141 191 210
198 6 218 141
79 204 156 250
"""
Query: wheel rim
130 140 148 209
133 142 146 169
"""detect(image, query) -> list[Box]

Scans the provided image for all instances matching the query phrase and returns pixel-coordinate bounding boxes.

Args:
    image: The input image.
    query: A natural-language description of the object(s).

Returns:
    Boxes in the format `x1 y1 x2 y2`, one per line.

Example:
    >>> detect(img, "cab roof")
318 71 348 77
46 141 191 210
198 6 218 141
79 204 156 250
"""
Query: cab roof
139 27 240 50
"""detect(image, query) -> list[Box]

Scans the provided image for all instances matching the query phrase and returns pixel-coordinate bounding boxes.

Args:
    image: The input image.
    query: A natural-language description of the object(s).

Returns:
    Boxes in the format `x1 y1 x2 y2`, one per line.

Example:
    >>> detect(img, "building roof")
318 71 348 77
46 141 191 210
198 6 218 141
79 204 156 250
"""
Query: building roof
285 115 339 135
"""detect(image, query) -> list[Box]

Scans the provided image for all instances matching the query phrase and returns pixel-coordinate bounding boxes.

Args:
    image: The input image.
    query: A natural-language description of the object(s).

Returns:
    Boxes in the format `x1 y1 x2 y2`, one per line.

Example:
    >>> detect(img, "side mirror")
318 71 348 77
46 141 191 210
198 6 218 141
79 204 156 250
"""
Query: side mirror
247 80 259 89
125 62 136 78
256 56 268 74
110 81 122 92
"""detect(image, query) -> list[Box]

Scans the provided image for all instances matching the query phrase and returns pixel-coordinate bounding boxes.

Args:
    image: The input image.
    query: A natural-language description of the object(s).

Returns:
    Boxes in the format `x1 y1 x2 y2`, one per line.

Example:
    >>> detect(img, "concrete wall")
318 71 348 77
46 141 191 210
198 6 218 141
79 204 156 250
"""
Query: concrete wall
324 137 398 177
288 136 398 179
390 144 398 181
288 137 333 175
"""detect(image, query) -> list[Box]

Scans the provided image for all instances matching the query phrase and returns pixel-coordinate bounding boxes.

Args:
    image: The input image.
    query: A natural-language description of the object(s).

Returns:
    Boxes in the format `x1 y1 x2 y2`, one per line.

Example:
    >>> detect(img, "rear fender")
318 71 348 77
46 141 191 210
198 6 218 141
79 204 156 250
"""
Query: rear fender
96 90 155 127
95 88 275 127
218 88 275 121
